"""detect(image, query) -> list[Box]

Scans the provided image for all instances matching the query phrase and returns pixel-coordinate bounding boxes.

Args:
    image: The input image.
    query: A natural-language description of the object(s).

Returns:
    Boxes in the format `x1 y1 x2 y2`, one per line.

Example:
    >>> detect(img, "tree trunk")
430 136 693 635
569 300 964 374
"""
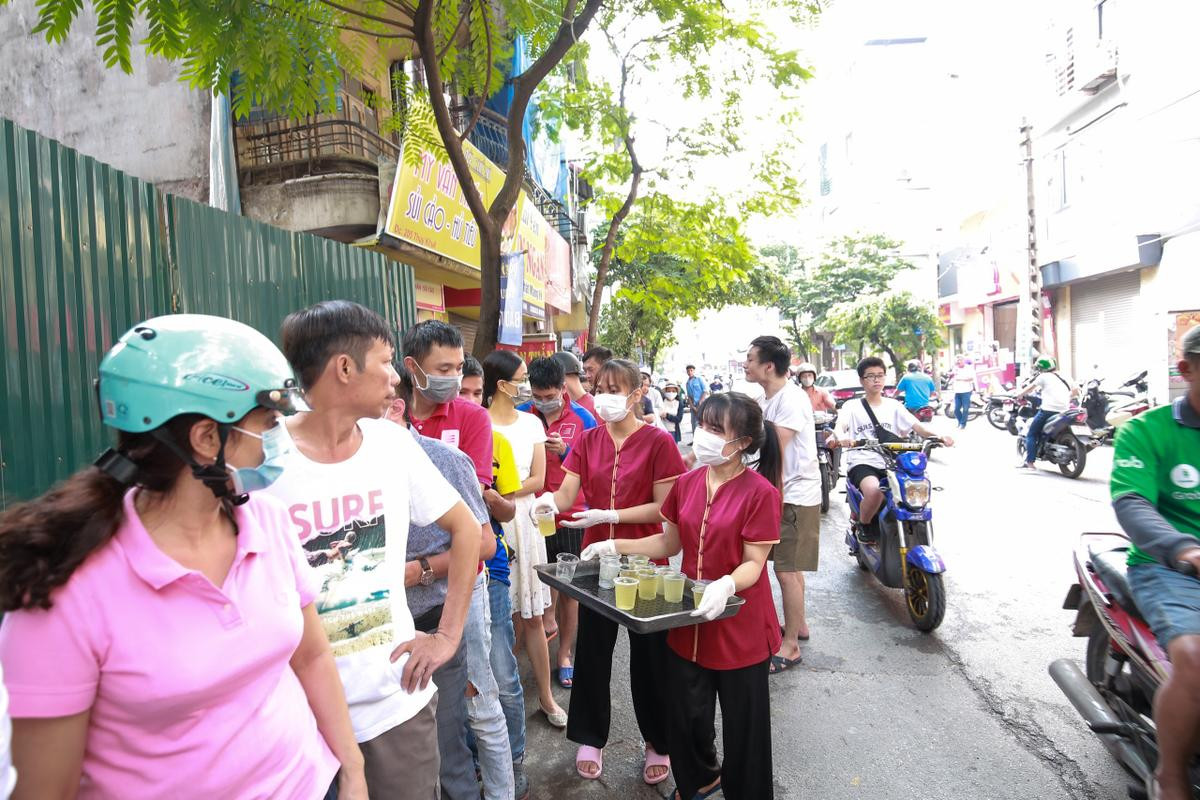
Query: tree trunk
879 344 901 375
413 0 602 358
587 156 642 345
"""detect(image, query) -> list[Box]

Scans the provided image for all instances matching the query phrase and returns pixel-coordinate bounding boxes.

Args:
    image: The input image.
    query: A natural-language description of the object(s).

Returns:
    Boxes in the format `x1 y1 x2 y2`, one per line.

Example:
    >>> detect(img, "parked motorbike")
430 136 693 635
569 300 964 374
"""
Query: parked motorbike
1015 405 1093 478
814 410 839 514
1005 395 1042 436
843 438 946 631
1083 370 1153 447
942 392 984 422
1051 532 1198 800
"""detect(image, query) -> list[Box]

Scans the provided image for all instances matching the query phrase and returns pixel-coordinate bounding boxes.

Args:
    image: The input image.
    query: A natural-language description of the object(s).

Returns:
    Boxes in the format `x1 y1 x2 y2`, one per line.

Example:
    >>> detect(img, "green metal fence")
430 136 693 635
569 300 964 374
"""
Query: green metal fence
0 117 415 505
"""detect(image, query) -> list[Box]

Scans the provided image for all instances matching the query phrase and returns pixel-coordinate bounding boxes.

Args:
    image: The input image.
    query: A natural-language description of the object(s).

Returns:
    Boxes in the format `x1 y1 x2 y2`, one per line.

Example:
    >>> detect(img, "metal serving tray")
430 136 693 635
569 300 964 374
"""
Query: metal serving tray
533 560 744 635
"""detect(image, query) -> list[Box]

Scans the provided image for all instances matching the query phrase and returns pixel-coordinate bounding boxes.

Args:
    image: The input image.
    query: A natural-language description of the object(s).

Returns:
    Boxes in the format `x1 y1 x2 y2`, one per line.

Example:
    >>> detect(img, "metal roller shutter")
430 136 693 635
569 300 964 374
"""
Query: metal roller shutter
1070 270 1141 383
450 314 479 354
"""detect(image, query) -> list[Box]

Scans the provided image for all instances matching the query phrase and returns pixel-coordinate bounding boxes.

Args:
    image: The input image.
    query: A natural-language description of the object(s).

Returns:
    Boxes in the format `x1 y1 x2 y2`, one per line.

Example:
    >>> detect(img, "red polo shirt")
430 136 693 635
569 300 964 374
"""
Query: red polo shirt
534 404 587 524
410 396 494 487
562 423 684 550
661 467 782 670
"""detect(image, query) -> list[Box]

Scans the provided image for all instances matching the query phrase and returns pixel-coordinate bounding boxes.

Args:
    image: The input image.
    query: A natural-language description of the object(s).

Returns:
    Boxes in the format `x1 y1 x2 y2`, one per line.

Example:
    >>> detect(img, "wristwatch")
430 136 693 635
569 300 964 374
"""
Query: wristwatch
418 557 435 586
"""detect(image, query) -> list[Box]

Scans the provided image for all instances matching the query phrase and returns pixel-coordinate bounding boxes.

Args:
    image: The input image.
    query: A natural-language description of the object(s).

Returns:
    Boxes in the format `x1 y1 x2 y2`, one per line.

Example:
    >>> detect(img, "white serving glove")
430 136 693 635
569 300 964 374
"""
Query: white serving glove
691 575 737 621
563 508 620 529
580 539 619 561
529 492 559 522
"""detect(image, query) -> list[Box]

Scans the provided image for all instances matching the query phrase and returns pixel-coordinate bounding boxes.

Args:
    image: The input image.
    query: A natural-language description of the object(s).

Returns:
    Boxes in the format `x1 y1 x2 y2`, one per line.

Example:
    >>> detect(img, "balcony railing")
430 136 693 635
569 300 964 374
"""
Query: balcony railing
235 117 400 186
451 104 512 169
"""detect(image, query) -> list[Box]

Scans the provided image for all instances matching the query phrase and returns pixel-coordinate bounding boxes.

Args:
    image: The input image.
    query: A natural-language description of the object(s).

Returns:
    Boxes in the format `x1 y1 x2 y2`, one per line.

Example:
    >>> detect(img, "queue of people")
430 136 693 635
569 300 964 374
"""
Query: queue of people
0 304 828 800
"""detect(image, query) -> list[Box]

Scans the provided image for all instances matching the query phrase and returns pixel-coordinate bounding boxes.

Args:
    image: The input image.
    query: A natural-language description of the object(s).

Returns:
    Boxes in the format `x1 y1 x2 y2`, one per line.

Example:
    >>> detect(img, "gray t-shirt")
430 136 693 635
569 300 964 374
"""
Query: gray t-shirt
405 429 489 616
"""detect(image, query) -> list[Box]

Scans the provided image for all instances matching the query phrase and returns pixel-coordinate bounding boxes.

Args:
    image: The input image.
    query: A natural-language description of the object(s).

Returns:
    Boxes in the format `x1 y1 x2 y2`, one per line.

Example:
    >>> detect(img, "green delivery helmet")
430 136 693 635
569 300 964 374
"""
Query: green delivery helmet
1035 355 1057 372
97 314 308 433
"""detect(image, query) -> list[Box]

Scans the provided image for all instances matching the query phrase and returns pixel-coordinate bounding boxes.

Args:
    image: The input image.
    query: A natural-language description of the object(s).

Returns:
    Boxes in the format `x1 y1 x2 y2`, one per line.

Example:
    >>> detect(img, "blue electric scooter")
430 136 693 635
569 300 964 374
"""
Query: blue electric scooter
844 439 947 631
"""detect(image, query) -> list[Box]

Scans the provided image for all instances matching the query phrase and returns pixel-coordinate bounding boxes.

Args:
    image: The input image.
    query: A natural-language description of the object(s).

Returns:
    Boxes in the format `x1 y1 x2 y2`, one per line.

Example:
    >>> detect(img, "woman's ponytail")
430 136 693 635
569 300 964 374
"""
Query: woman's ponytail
757 420 784 492
0 413 202 611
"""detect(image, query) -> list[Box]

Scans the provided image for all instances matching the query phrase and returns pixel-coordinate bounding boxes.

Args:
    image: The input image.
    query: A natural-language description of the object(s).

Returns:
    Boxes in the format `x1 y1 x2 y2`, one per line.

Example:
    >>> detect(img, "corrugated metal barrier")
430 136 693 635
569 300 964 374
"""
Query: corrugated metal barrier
0 117 415 505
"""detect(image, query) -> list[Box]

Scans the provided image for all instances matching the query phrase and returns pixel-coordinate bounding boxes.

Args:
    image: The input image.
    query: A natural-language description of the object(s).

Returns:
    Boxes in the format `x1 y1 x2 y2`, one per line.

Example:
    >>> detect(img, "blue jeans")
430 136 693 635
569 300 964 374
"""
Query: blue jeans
463 572 513 800
487 577 526 763
953 391 973 427
1024 409 1054 463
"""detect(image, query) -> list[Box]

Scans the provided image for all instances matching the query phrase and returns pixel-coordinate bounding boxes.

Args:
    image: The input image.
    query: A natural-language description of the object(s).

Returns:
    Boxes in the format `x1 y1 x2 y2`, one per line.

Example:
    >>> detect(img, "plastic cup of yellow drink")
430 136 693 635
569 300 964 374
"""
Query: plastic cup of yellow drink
663 571 686 603
655 566 672 596
630 554 650 568
637 568 658 601
692 579 711 606
614 577 638 610
619 566 638 579
536 512 556 537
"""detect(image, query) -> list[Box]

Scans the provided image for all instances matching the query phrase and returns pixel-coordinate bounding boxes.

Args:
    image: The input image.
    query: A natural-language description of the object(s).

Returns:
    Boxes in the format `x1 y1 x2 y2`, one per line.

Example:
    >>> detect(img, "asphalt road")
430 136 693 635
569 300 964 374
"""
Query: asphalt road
521 412 1128 800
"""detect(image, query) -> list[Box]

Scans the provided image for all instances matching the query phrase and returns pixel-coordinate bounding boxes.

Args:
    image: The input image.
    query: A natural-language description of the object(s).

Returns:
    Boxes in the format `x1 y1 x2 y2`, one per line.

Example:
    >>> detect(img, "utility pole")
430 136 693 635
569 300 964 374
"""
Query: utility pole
1017 118 1042 376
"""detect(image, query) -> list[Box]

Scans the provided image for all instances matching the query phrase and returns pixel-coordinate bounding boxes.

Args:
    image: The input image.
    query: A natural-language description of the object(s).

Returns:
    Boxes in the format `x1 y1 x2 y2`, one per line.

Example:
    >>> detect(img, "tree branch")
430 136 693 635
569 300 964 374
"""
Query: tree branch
436 0 471 62
457 0 491 142
317 0 413 32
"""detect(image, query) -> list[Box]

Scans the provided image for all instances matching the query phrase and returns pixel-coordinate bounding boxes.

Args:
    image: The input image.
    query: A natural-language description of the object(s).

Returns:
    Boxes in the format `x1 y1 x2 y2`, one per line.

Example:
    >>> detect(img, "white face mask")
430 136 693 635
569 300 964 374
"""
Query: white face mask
800 376 814 388
593 392 632 423
692 428 742 466
664 391 678 400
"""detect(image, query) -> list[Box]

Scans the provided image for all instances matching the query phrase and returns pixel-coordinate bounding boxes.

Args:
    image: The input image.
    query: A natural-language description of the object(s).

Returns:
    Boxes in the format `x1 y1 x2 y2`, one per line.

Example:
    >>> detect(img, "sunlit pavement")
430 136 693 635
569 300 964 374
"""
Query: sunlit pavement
521 415 1129 799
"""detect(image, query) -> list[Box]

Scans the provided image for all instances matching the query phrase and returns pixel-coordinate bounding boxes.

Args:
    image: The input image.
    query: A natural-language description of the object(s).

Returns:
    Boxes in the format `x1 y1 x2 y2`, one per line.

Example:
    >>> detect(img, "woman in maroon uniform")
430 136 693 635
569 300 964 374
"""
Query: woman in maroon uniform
585 392 783 800
531 358 685 785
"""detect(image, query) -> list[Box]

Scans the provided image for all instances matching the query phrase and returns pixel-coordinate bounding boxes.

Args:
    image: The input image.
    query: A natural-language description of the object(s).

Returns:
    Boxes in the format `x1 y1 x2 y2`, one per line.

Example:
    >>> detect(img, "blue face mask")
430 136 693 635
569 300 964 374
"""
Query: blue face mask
228 421 291 493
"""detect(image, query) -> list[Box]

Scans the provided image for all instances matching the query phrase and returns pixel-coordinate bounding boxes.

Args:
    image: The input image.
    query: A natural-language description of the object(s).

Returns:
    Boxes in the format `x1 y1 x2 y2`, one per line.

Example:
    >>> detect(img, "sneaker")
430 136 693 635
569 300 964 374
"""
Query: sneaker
1016 462 1034 470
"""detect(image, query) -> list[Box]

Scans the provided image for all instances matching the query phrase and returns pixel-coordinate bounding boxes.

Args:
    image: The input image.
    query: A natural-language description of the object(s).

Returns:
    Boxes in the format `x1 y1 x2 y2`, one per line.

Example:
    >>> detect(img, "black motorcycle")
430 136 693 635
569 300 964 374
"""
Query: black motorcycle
814 410 839 513
1083 370 1151 446
1005 395 1042 436
1015 405 1092 478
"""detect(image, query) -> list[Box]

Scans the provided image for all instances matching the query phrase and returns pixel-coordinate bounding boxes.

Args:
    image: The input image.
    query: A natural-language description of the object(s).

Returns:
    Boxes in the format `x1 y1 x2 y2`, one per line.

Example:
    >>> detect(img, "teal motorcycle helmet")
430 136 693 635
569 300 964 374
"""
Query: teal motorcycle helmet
95 314 308 502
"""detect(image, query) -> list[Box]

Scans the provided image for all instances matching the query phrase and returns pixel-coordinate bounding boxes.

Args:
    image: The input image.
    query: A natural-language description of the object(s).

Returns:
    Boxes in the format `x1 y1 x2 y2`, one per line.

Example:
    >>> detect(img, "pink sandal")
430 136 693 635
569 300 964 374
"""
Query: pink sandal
643 746 671 785
576 745 603 780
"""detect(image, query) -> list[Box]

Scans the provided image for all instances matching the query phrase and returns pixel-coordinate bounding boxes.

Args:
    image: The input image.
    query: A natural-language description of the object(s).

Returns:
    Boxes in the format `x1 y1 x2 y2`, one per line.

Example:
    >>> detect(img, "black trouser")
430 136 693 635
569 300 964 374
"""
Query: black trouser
566 605 669 754
665 648 773 800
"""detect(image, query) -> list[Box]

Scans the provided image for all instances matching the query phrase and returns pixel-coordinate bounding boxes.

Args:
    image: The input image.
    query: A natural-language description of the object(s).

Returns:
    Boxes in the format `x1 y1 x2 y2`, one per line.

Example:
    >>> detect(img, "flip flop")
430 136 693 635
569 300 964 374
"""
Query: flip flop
558 665 574 689
673 781 722 800
576 745 603 780
643 746 670 785
769 653 802 675
545 626 559 643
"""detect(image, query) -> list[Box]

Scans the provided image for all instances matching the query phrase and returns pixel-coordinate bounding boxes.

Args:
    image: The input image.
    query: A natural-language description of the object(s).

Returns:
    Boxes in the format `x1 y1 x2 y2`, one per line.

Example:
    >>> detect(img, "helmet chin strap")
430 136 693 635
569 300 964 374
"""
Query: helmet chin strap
150 424 250 506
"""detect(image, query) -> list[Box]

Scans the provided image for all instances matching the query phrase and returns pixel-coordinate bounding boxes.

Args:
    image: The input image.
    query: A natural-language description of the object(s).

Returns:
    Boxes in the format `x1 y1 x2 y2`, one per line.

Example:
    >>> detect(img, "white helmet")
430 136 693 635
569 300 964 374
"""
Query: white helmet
796 362 818 377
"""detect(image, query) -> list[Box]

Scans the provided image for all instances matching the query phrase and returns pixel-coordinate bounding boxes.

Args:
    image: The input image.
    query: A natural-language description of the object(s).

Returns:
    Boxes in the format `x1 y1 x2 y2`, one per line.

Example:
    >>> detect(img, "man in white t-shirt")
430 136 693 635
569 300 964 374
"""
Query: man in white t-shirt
950 355 977 429
832 357 952 538
1013 355 1079 469
745 336 821 672
267 301 481 798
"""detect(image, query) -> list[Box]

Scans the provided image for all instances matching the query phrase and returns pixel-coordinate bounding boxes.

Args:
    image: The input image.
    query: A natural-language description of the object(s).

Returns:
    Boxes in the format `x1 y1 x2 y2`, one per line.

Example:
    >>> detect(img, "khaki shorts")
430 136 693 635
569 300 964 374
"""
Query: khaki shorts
771 502 820 572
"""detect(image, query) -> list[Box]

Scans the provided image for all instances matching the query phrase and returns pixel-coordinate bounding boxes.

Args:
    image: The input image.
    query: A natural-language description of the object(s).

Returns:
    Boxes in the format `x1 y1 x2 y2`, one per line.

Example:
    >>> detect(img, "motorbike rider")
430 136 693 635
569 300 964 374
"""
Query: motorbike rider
795 363 836 413
895 360 937 415
1114 325 1200 800
1013 355 1079 469
830 357 951 538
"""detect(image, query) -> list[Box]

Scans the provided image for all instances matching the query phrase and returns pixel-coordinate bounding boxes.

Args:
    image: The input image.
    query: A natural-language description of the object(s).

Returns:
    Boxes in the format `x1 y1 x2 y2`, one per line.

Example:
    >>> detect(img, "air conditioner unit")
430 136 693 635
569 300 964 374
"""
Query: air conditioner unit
1078 40 1119 94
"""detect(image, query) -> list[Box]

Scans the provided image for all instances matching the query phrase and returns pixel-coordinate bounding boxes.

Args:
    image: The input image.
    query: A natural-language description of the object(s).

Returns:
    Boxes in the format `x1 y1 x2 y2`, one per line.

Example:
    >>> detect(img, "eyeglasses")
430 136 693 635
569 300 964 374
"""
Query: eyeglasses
863 373 887 381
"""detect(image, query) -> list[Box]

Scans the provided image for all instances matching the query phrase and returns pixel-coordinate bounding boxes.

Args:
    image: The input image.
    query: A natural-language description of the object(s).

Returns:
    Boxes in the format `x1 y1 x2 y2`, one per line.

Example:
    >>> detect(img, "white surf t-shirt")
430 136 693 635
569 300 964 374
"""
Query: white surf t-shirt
265 417 459 742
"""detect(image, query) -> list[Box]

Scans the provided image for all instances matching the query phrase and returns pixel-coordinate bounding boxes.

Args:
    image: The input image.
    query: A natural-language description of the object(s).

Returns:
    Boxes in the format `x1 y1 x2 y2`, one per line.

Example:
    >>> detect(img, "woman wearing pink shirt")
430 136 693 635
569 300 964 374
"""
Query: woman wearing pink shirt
0 315 365 800
531 358 685 785
586 392 784 800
